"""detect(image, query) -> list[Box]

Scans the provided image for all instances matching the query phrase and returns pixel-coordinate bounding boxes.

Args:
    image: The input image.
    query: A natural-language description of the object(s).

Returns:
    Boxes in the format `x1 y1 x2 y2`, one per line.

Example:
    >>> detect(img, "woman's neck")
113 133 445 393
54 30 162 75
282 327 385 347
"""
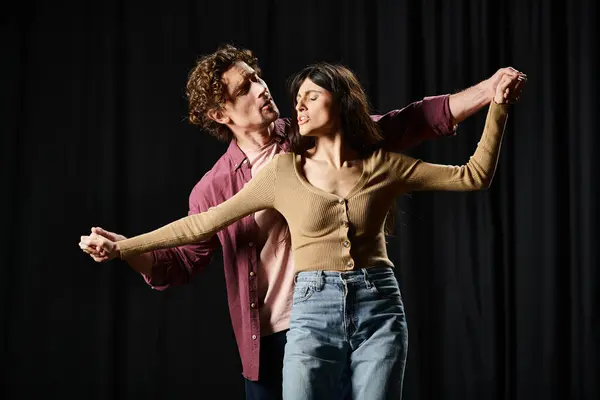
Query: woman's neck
306 130 361 169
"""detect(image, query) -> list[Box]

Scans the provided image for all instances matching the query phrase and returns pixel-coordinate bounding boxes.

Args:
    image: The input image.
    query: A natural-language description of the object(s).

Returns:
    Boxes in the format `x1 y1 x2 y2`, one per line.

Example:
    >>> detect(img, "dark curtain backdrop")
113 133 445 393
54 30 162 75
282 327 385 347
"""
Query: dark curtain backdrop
2 0 598 399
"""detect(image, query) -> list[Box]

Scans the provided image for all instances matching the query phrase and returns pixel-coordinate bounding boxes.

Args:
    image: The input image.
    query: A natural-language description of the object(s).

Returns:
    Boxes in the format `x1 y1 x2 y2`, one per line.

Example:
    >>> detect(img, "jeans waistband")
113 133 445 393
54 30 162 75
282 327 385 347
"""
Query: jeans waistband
294 266 394 286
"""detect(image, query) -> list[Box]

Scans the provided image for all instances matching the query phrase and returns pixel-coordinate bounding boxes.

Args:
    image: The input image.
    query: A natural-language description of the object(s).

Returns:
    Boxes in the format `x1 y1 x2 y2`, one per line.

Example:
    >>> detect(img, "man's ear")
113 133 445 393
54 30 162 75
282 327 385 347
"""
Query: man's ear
207 108 231 124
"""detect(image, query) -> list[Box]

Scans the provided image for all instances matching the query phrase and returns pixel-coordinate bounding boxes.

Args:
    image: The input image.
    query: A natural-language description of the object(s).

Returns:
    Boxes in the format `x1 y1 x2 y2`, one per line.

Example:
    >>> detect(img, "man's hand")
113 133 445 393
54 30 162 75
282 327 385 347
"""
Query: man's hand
449 66 525 125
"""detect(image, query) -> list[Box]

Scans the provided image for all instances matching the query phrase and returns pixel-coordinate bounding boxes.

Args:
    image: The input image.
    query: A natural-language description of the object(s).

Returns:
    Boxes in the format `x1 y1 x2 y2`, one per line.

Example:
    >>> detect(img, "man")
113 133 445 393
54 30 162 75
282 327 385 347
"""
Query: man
81 44 522 399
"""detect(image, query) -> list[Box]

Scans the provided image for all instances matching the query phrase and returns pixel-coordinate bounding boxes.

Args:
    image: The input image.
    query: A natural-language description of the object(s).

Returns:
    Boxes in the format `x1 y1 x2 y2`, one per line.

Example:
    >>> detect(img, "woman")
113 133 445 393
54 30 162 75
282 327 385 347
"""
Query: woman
81 63 525 399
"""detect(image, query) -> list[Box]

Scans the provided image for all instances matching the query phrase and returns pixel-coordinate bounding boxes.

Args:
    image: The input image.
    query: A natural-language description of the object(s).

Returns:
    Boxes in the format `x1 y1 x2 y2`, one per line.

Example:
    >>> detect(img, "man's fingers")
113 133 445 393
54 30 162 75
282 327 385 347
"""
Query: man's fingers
92 226 110 236
498 67 518 78
515 73 528 87
511 80 524 97
508 73 527 102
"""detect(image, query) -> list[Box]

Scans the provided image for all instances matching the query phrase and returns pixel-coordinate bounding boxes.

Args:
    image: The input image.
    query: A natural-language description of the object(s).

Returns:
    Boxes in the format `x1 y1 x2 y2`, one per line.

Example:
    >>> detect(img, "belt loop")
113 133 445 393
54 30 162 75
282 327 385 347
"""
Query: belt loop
362 268 372 289
315 270 324 291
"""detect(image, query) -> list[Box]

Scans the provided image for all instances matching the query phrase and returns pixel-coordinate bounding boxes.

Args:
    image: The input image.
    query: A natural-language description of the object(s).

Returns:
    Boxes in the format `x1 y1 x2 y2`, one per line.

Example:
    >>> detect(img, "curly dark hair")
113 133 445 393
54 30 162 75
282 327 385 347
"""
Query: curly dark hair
186 44 261 141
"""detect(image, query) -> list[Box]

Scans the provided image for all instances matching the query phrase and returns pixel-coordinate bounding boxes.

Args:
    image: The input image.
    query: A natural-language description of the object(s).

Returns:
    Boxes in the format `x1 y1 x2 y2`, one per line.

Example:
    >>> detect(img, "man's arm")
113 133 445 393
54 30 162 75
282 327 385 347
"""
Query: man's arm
375 67 522 151
373 95 454 151
448 67 521 125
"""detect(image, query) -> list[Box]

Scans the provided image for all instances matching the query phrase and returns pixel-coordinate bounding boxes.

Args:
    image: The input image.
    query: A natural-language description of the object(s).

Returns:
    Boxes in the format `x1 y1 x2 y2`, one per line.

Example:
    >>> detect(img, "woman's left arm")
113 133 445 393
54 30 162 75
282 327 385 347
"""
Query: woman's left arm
391 73 526 192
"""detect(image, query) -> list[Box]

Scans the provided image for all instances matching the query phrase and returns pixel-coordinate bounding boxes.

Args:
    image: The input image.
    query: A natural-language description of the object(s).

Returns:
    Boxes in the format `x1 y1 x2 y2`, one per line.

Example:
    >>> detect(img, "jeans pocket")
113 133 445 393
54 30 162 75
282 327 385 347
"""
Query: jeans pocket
372 275 403 301
292 282 315 304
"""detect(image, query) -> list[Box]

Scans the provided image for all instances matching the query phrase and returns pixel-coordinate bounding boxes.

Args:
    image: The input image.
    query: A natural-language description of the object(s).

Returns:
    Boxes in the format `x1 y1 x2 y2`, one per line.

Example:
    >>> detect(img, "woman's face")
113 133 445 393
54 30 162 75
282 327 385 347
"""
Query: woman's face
295 78 340 137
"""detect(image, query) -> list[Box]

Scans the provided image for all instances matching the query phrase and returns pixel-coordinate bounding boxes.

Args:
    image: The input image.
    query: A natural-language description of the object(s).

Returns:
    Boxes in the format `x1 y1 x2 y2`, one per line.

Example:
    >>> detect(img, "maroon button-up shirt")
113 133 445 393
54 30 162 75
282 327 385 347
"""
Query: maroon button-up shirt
142 95 455 381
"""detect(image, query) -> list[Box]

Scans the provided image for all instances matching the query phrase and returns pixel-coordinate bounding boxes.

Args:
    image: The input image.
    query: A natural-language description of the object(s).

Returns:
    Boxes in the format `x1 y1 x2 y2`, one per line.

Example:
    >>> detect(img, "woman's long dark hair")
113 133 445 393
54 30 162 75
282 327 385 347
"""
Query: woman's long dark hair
287 63 383 155
285 63 397 236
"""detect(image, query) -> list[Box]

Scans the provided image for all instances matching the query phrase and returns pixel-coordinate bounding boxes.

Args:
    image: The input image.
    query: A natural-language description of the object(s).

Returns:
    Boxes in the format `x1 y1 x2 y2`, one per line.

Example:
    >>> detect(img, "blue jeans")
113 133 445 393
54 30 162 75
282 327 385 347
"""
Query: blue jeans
283 266 408 400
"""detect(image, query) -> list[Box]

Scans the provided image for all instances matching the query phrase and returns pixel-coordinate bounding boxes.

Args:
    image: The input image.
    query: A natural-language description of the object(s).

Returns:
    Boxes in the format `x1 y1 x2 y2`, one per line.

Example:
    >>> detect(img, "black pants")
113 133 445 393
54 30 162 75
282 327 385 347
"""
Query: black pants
244 329 352 400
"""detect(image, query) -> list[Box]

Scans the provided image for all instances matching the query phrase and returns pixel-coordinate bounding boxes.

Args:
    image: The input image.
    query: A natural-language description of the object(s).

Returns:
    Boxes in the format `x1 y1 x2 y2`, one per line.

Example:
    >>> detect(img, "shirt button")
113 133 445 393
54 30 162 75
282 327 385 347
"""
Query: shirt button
248 242 254 247
347 260 354 268
343 240 350 248
249 271 255 277
252 335 257 340
250 302 256 308
243 159 248 164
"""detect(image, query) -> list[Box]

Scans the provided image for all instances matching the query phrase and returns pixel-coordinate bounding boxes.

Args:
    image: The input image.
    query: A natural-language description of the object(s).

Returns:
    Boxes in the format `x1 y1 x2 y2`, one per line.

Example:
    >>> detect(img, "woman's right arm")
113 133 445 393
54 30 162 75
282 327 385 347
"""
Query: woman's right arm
83 155 280 260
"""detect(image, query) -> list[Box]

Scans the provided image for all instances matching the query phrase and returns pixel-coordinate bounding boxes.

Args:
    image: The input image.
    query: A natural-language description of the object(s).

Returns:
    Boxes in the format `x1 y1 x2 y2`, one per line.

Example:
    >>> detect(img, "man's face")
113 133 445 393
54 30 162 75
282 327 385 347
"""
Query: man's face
219 61 279 132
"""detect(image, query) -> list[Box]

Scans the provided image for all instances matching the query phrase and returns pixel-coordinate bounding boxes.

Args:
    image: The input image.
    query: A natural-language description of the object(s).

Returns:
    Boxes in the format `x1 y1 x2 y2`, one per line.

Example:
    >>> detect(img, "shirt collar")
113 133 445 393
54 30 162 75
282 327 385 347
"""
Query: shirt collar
226 139 248 171
225 119 292 171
